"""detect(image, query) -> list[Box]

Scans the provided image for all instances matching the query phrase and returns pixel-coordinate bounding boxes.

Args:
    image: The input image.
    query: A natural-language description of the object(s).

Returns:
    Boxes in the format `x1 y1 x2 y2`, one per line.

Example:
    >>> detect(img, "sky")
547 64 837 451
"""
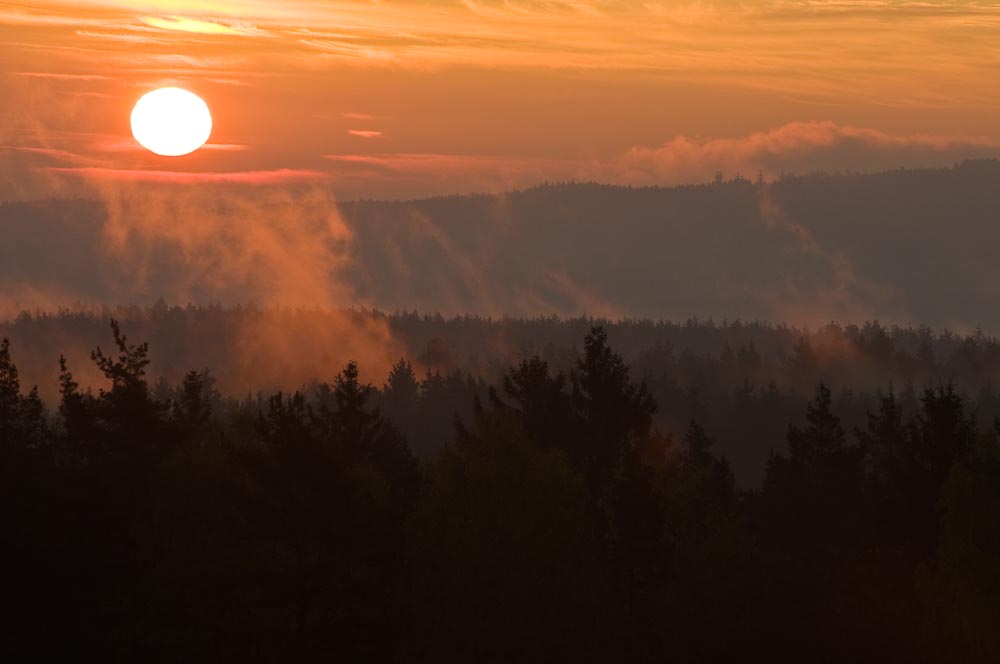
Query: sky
2 0 1000 200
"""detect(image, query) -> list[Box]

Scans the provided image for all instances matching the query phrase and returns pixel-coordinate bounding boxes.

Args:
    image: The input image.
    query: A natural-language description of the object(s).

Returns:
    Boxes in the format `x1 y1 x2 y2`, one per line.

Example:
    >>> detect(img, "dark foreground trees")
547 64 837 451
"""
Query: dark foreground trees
1 322 997 662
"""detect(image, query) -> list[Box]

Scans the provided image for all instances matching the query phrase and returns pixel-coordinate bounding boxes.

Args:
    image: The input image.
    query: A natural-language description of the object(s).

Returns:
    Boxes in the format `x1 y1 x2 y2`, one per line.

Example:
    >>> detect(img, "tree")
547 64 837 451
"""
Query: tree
680 421 735 505
658 422 758 662
89 319 167 450
0 337 22 448
763 383 865 556
382 357 420 437
571 326 656 489
0 337 47 450
492 355 572 453
172 369 214 437
410 404 621 661
241 383 409 660
787 382 847 464
91 319 151 394
58 354 97 452
903 384 977 555
314 361 418 504
759 384 871 660
919 427 1000 663
856 388 918 551
913 384 976 499
321 361 381 454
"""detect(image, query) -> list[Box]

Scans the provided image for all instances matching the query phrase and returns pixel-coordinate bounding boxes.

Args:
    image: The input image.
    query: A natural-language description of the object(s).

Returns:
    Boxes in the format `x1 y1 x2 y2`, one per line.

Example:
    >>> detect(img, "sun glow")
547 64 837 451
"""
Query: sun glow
130 87 212 157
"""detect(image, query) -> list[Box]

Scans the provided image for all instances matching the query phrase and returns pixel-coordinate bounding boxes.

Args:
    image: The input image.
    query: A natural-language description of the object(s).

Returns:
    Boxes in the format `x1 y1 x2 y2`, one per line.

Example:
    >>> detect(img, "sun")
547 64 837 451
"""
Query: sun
131 87 212 157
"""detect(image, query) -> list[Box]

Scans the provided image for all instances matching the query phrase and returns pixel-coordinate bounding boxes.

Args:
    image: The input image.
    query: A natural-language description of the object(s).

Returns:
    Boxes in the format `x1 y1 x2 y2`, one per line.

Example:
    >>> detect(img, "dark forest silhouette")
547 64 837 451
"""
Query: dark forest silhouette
2 320 998 662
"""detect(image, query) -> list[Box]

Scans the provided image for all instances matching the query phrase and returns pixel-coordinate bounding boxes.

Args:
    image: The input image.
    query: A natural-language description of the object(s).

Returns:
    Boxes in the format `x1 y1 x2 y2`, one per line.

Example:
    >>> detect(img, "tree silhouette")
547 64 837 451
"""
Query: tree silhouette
491 355 572 453
571 326 656 489
0 337 46 449
173 369 213 436
381 357 420 439
411 402 621 661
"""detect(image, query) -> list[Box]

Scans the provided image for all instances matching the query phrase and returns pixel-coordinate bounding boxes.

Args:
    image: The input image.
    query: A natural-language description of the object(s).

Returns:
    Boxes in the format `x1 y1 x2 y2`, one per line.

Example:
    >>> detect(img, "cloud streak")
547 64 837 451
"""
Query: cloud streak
45 167 328 184
599 121 1000 185
7 0 1000 101
318 122 999 198
140 16 264 36
5 118 996 201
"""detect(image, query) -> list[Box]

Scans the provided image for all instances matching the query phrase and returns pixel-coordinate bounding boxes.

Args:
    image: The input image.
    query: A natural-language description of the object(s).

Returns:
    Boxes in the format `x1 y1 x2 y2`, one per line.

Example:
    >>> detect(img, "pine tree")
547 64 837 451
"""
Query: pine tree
0 338 48 449
499 355 572 451
382 357 420 434
0 338 21 448
172 369 213 437
570 326 656 488
58 355 97 452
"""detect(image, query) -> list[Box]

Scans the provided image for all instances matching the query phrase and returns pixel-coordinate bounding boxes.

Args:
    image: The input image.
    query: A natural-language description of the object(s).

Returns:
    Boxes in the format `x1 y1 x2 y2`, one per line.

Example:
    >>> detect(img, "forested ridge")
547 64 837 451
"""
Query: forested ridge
2 319 998 662
5 159 1000 328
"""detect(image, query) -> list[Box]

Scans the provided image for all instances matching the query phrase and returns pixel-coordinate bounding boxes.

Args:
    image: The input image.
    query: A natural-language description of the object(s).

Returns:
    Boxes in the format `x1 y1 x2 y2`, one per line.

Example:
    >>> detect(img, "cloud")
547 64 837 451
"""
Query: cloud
44 167 329 184
15 121 993 202
318 123 1000 198
13 71 110 80
74 30 171 45
8 0 1000 91
90 138 249 153
0 145 104 166
596 121 1000 185
141 15 263 37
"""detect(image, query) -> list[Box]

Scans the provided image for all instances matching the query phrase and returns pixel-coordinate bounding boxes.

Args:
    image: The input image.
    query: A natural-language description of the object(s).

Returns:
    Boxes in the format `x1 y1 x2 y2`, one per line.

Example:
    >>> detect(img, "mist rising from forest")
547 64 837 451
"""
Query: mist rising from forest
3 160 1000 332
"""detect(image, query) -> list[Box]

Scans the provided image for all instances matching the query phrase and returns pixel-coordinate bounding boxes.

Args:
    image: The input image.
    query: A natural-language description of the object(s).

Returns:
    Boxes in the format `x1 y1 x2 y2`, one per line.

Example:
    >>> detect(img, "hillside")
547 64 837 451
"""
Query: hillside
3 160 1000 330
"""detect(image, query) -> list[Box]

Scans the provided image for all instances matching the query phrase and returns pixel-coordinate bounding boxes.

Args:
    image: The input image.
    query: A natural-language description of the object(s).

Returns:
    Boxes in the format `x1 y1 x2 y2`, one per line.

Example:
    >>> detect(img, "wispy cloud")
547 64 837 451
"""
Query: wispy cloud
600 121 1000 185
0 145 104 166
44 167 329 184
13 71 110 81
320 123 1000 198
141 16 263 37
348 129 383 139
90 138 249 153
8 1 1000 90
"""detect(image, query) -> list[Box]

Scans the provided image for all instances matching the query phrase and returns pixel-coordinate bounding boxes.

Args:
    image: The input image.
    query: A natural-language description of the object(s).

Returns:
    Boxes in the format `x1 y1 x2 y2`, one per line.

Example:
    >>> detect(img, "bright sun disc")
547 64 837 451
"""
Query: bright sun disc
131 87 212 157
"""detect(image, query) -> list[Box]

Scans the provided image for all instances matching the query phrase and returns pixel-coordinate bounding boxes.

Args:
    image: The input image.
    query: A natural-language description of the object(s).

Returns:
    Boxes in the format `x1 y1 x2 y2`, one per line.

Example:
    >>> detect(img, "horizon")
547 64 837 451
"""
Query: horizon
0 295 996 337
1 156 996 205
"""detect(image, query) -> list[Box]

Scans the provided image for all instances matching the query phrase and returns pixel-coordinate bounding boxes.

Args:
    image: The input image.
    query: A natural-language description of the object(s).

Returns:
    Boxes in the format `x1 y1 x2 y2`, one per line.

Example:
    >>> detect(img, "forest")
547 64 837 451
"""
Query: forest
2 315 998 662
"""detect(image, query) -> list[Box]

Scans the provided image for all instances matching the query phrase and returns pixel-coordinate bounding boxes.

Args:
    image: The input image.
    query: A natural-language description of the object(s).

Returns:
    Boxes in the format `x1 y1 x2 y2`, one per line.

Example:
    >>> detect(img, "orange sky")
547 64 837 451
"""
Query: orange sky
2 0 999 199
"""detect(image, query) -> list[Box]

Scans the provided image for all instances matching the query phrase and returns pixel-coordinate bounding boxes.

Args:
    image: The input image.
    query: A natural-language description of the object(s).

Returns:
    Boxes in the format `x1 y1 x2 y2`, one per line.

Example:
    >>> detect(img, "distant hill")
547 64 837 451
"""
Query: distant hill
3 159 1000 330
